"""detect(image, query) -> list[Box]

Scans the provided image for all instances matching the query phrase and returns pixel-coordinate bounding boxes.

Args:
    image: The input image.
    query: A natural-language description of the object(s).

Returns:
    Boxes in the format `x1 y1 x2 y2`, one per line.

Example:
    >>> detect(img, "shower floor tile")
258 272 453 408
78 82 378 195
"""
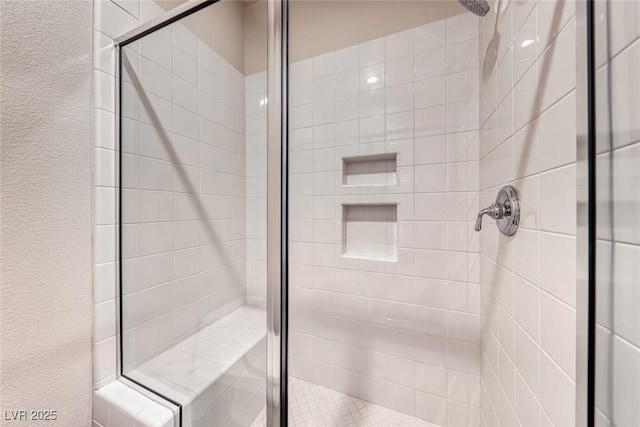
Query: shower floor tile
251 379 441 427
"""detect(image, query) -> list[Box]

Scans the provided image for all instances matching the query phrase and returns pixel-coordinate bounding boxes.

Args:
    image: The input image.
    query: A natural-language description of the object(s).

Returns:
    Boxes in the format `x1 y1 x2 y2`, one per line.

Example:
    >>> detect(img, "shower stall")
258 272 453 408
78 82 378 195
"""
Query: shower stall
106 0 640 425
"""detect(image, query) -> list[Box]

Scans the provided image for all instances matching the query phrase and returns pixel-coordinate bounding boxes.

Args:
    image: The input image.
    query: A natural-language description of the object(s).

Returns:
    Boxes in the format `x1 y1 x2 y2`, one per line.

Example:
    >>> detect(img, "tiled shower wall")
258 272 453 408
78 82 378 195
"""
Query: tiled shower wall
118 20 247 371
477 0 577 426
287 13 485 426
93 0 146 391
594 1 640 426
93 1 181 425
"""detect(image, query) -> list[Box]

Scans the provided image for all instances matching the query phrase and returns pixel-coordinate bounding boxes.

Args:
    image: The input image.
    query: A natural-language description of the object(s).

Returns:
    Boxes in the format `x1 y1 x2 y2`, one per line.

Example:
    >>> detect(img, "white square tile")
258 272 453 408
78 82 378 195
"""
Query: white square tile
386 111 414 140
291 58 312 83
415 77 446 109
537 0 574 52
415 164 446 193
415 391 447 425
385 83 415 113
514 64 539 131
538 18 576 113
538 91 576 171
446 13 478 44
312 75 335 101
415 47 447 81
94 0 139 39
359 63 385 92
94 70 115 112
386 29 415 61
513 6 537 83
415 20 447 53
335 45 359 72
386 56 414 87
540 292 576 379
313 52 335 78
447 39 479 74
359 37 386 66
94 148 116 187
415 105 446 137
359 90 385 118
447 371 480 406
447 70 479 104
312 100 336 125
539 164 576 235
539 353 576 427
447 100 479 132
359 116 386 143
335 69 359 97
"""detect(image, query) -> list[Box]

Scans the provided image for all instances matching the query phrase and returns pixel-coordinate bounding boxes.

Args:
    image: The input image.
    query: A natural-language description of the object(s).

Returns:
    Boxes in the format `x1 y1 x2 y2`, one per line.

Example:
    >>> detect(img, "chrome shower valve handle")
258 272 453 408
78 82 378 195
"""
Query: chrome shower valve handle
474 203 504 231
474 185 520 236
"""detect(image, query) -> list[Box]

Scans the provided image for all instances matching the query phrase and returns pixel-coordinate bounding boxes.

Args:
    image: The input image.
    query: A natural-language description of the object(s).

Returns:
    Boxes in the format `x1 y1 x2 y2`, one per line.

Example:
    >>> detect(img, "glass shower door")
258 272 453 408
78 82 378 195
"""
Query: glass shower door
592 1 640 425
117 1 270 425
286 2 484 425
284 0 585 426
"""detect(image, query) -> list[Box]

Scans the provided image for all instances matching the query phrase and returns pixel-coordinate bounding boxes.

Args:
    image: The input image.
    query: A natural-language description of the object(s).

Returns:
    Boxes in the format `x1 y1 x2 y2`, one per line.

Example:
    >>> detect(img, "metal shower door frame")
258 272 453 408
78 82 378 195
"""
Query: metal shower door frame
576 1 596 426
267 0 289 426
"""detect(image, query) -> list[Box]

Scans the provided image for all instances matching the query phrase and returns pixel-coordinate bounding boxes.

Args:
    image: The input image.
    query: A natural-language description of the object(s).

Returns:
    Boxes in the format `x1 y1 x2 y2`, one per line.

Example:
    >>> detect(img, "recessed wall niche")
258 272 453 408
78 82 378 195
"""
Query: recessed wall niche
342 153 397 186
342 204 398 262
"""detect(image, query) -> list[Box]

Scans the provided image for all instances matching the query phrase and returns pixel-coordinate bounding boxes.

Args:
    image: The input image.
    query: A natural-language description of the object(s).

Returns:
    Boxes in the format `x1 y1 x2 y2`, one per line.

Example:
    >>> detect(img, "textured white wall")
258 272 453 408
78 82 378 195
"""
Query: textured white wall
0 0 93 425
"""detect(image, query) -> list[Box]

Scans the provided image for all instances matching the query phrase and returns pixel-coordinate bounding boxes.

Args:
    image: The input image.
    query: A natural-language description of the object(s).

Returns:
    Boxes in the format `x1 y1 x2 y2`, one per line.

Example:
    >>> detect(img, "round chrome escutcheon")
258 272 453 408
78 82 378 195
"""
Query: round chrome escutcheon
495 185 520 236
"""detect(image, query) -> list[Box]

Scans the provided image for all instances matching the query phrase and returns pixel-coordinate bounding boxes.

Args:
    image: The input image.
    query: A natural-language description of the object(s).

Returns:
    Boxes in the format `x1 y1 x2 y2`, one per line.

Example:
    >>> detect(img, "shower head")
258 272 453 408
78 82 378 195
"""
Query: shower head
457 0 490 17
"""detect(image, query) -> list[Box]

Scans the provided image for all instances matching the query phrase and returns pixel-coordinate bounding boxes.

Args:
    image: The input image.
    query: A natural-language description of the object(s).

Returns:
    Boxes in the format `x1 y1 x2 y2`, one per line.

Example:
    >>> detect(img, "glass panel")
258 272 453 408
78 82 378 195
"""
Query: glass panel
594 1 640 426
119 2 268 425
286 2 484 425
287 0 581 426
